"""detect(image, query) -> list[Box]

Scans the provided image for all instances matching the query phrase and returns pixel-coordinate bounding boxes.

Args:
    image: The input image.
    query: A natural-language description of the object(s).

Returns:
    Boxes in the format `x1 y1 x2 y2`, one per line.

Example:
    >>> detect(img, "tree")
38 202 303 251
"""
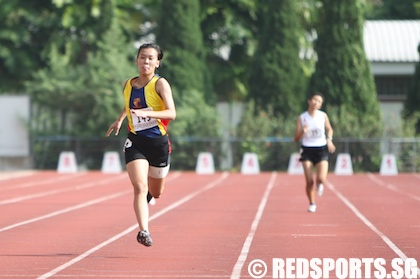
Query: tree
309 0 383 137
365 0 420 19
200 0 258 101
0 0 56 92
0 0 142 93
26 18 134 136
155 0 212 102
247 0 306 118
402 43 420 134
168 88 221 170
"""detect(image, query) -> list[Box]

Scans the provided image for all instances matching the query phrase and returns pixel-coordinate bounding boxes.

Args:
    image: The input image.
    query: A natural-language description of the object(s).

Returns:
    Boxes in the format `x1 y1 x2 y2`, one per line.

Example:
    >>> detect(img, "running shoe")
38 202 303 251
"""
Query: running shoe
147 192 156 205
308 204 317 213
317 183 324 197
137 230 153 247
147 192 153 203
149 197 156 205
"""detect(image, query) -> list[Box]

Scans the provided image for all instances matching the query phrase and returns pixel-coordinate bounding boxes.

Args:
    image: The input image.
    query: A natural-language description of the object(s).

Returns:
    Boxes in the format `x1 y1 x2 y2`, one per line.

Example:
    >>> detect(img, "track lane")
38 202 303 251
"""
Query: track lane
330 174 419 277
243 175 395 266
367 173 420 200
0 172 119 201
0 173 129 227
241 173 419 278
328 174 420 260
38 173 275 279
0 172 182 278
35 172 232 279
0 171 38 182
0 171 418 279
0 171 87 192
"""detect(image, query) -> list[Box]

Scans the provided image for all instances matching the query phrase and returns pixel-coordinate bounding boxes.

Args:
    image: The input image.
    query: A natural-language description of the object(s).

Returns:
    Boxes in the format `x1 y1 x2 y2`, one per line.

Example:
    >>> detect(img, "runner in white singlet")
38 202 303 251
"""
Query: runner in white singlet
294 93 336 213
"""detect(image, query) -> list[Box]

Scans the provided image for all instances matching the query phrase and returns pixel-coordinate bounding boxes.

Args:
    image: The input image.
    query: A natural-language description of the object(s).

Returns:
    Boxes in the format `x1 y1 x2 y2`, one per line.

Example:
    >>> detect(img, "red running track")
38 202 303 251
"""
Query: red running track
0 171 419 279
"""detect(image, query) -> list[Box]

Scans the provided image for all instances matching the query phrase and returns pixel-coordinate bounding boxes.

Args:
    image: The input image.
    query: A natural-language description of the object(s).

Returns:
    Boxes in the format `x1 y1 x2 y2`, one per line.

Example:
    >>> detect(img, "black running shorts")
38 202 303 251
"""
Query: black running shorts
124 132 171 167
299 145 328 165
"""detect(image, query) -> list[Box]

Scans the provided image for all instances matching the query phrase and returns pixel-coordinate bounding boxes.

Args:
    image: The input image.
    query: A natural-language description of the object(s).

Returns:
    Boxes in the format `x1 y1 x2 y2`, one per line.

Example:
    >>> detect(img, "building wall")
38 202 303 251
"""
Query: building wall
0 95 32 170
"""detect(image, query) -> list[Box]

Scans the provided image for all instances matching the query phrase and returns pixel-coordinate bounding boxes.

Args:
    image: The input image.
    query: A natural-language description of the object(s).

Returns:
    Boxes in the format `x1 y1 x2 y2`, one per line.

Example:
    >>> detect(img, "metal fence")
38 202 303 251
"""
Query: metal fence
31 136 420 173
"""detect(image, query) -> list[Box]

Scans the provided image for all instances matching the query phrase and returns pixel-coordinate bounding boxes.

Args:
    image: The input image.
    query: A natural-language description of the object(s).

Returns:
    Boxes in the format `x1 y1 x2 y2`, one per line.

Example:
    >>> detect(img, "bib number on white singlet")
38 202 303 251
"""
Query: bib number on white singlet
307 128 323 139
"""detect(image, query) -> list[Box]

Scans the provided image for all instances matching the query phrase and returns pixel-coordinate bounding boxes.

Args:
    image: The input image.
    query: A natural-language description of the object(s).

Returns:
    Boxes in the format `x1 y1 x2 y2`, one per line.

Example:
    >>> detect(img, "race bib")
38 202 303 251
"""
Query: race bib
131 107 158 132
306 128 323 138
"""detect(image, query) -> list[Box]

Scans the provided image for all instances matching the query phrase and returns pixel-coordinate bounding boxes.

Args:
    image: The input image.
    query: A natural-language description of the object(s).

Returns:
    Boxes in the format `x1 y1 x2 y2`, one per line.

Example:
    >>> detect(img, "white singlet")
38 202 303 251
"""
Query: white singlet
299 110 327 147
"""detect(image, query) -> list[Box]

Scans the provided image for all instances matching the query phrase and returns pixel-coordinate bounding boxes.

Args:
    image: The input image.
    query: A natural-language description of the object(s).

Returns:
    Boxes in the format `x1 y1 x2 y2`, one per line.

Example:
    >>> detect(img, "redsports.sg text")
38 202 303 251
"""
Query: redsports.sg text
247 258 418 279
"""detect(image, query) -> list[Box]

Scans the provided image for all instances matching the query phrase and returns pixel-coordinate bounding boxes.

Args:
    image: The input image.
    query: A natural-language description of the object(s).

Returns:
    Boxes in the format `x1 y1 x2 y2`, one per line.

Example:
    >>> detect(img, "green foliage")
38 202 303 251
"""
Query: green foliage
402 43 420 135
309 0 383 137
200 0 257 101
402 113 420 136
46 0 120 65
169 89 220 138
236 101 275 139
0 0 55 92
247 0 306 118
26 19 134 136
326 105 383 138
0 0 414 144
169 89 221 169
0 0 142 93
325 105 383 172
156 0 212 102
365 0 420 19
235 100 297 170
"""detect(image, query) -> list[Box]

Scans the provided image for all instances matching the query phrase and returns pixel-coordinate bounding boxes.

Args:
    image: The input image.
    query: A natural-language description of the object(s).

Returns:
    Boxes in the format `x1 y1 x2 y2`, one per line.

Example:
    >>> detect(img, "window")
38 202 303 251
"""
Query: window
375 76 413 101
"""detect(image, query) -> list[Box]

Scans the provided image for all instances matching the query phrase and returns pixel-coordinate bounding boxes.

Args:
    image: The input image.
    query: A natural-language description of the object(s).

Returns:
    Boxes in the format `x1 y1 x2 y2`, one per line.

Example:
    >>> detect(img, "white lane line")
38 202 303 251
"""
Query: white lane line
0 190 131 233
0 174 127 205
327 182 420 277
230 172 277 279
36 172 229 279
367 173 420 202
0 171 37 181
0 173 87 192
0 172 181 232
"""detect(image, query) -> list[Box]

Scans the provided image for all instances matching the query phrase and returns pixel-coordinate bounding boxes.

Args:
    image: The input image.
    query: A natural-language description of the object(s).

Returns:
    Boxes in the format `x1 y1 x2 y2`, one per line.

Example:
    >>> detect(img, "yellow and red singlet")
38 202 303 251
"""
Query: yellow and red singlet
123 75 170 137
